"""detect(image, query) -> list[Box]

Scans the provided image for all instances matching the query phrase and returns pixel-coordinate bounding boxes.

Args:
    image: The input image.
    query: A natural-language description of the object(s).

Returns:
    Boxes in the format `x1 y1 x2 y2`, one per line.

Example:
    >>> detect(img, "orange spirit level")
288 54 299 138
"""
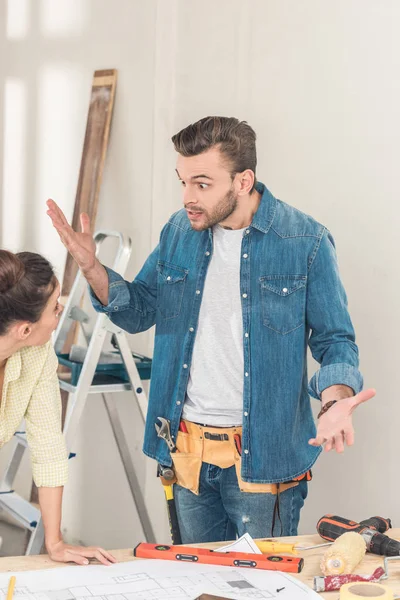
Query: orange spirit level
134 543 304 573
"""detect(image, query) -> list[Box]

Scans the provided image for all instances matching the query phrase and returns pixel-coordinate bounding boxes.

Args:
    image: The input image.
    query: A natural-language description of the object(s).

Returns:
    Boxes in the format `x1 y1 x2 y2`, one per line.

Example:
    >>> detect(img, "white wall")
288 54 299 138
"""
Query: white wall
1 0 400 548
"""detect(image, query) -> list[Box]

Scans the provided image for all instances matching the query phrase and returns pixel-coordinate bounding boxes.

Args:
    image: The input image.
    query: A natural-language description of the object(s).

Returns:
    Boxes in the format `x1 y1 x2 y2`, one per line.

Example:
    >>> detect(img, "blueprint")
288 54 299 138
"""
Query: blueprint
0 559 320 600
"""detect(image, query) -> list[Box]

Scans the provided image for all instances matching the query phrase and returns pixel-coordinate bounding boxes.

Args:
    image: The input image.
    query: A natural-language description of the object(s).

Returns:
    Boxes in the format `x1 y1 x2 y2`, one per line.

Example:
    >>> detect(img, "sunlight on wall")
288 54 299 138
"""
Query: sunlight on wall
2 78 26 250
35 63 86 265
39 0 87 37
7 0 30 40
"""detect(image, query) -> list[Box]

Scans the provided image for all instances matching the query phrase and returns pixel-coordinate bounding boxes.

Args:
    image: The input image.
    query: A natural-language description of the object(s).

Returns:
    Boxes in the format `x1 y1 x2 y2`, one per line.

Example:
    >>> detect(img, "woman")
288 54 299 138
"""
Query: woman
0 249 116 565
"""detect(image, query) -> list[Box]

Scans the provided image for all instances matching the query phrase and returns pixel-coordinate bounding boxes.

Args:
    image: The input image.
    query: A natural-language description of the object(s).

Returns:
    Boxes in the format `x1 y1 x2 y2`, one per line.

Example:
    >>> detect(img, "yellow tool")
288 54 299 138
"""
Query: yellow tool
255 540 299 555
255 539 332 555
6 576 16 600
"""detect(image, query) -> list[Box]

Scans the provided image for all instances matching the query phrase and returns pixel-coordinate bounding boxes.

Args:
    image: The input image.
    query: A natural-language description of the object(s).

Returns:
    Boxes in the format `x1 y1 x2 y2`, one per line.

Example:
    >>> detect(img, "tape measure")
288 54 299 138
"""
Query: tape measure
340 582 394 599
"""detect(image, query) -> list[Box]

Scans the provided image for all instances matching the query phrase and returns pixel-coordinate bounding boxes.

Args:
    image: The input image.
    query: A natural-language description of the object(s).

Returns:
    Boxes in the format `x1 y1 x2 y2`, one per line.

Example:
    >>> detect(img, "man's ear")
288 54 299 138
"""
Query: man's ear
235 169 255 196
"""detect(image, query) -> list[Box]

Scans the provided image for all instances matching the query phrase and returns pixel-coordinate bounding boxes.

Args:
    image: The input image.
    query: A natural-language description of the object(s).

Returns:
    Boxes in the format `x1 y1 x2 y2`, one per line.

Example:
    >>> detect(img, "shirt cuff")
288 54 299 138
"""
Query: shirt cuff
89 266 131 314
308 363 364 400
32 459 69 487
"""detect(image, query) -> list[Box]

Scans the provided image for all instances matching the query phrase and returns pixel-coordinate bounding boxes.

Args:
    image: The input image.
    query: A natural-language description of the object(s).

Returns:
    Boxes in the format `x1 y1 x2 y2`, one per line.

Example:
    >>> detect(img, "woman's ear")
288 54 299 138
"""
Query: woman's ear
15 322 32 341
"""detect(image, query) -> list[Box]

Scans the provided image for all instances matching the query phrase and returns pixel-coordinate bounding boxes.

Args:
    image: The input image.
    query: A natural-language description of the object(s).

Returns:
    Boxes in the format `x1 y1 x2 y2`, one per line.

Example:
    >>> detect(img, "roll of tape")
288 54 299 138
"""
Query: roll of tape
340 582 394 599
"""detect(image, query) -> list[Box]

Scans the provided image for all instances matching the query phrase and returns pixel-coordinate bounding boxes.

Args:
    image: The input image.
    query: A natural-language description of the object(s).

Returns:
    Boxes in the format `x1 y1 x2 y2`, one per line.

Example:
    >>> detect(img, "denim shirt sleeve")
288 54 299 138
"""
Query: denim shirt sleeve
307 229 363 399
89 243 159 334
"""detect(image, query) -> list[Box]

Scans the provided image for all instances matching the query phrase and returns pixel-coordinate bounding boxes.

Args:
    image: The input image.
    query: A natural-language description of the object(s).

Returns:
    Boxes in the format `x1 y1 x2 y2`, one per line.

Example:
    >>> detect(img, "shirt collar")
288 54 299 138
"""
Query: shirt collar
250 181 277 234
4 351 22 383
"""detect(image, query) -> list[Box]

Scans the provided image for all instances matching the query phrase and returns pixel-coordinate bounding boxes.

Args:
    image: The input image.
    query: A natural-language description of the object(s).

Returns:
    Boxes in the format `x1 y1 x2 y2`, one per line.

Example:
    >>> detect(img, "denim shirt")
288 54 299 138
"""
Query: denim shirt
91 182 363 483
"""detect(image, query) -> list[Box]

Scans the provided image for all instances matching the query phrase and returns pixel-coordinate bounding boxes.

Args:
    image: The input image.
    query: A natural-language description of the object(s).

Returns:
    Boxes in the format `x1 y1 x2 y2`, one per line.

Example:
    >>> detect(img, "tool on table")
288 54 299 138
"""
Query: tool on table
255 540 299 555
317 514 400 556
155 417 181 545
320 532 367 575
315 552 400 593
381 556 400 581
255 539 332 555
339 581 395 599
314 567 386 593
318 515 392 537
6 576 16 600
134 543 304 573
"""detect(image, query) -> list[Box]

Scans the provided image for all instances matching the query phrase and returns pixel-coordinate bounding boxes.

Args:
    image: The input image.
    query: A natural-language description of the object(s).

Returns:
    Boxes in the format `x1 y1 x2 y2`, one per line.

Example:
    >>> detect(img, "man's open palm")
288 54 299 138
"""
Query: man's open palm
46 200 97 273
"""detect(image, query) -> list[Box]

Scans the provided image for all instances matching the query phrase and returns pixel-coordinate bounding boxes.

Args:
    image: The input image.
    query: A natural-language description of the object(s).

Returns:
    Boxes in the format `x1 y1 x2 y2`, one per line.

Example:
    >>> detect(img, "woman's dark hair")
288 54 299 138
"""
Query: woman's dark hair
0 250 57 335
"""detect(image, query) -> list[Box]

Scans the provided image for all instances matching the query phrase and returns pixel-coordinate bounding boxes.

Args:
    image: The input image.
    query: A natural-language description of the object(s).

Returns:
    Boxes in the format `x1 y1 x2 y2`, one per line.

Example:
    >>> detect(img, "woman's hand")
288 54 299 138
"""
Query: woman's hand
47 540 117 566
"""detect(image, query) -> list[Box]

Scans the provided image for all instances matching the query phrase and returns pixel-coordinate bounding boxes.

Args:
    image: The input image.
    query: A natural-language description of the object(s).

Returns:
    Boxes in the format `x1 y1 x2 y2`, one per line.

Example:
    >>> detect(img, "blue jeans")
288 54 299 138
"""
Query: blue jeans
174 462 308 544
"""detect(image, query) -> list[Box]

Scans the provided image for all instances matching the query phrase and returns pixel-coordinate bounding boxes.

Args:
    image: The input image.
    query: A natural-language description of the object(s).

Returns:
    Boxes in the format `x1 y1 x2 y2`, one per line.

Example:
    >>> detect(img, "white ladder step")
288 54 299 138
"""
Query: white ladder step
14 432 28 447
0 491 40 531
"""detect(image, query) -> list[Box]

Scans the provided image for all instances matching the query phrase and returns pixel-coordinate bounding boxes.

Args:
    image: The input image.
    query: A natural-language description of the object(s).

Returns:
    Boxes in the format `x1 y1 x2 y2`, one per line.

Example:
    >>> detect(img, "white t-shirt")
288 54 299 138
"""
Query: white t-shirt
183 224 245 426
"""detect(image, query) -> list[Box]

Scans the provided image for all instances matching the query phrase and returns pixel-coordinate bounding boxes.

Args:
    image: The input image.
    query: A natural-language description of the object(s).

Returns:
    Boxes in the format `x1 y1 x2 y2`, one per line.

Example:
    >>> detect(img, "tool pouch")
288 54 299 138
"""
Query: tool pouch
233 448 299 494
172 430 203 494
172 421 304 496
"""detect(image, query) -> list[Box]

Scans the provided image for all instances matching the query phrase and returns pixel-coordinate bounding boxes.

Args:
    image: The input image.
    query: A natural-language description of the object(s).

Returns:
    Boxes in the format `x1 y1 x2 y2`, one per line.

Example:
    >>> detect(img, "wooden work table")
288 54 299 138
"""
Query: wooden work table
1 531 400 598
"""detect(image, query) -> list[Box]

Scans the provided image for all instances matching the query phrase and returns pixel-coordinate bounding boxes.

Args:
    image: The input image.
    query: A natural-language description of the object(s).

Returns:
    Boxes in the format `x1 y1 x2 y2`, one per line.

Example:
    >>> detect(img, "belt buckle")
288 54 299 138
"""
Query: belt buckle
204 432 229 441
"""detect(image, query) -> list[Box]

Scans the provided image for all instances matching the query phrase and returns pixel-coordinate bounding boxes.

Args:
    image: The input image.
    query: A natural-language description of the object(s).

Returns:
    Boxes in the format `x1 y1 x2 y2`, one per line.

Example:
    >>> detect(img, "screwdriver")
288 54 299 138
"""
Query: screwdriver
255 540 331 555
255 541 299 554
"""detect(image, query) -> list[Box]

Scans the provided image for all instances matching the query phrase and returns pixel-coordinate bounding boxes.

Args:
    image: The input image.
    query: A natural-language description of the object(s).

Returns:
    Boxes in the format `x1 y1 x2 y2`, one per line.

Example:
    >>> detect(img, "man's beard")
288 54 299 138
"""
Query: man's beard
189 187 238 231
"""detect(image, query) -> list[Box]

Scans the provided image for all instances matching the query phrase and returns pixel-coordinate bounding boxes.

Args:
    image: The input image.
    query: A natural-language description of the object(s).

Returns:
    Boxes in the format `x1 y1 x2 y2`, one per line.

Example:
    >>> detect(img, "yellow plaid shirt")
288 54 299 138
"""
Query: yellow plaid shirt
0 342 68 487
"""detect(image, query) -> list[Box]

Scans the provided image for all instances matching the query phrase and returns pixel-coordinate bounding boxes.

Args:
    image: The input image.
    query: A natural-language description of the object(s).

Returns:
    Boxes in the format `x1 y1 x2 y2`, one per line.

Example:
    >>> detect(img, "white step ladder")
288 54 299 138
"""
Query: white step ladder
0 230 156 554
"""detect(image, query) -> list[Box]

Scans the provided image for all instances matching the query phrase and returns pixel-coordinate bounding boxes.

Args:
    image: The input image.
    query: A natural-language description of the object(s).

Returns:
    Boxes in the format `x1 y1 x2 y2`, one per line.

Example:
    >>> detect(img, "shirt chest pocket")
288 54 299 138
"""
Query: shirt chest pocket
157 262 188 320
259 275 307 335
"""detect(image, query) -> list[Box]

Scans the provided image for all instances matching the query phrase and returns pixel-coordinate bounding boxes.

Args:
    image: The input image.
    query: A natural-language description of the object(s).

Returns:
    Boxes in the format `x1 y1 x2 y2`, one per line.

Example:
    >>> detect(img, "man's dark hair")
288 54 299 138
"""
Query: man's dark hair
172 116 257 192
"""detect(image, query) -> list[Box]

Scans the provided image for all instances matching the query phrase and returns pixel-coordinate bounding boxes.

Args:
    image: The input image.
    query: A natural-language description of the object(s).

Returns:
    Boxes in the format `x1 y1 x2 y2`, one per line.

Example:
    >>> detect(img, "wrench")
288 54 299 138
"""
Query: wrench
155 417 176 452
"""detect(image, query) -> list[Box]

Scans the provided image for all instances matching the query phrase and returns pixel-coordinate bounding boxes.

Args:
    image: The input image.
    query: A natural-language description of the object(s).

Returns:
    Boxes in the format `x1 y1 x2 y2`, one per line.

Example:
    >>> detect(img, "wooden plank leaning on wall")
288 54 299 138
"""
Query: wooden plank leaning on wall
28 69 118 521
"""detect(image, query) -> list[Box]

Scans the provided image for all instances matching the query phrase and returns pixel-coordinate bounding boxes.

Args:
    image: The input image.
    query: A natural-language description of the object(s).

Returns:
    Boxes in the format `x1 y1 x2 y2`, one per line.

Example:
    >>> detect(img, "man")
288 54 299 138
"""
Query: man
47 116 374 543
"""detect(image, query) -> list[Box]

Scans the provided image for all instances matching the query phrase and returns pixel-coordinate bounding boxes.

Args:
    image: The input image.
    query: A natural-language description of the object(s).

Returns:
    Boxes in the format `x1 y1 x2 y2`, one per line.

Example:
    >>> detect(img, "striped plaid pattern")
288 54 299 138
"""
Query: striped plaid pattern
0 342 68 487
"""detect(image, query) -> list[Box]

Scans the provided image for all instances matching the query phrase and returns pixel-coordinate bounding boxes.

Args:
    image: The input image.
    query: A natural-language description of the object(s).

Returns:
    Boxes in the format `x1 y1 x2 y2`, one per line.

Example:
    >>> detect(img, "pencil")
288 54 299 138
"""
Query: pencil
6 576 16 600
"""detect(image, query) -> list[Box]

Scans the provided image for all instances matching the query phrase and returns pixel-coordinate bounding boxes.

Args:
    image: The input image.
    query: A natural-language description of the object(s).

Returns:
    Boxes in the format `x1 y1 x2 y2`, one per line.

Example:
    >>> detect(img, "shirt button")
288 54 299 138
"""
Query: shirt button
282 287 288 293
189 327 194 332
114 306 119 311
245 229 250 234
176 401 181 405
244 449 249 455
242 293 247 298
244 332 249 338
243 253 248 259
245 372 249 377
196 290 201 295
183 364 188 369
167 276 171 281
205 251 210 256
244 411 248 417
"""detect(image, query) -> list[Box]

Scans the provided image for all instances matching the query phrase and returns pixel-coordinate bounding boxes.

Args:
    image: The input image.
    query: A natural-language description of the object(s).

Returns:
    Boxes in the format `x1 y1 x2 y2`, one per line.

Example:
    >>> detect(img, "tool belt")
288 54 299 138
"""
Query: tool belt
171 420 311 496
